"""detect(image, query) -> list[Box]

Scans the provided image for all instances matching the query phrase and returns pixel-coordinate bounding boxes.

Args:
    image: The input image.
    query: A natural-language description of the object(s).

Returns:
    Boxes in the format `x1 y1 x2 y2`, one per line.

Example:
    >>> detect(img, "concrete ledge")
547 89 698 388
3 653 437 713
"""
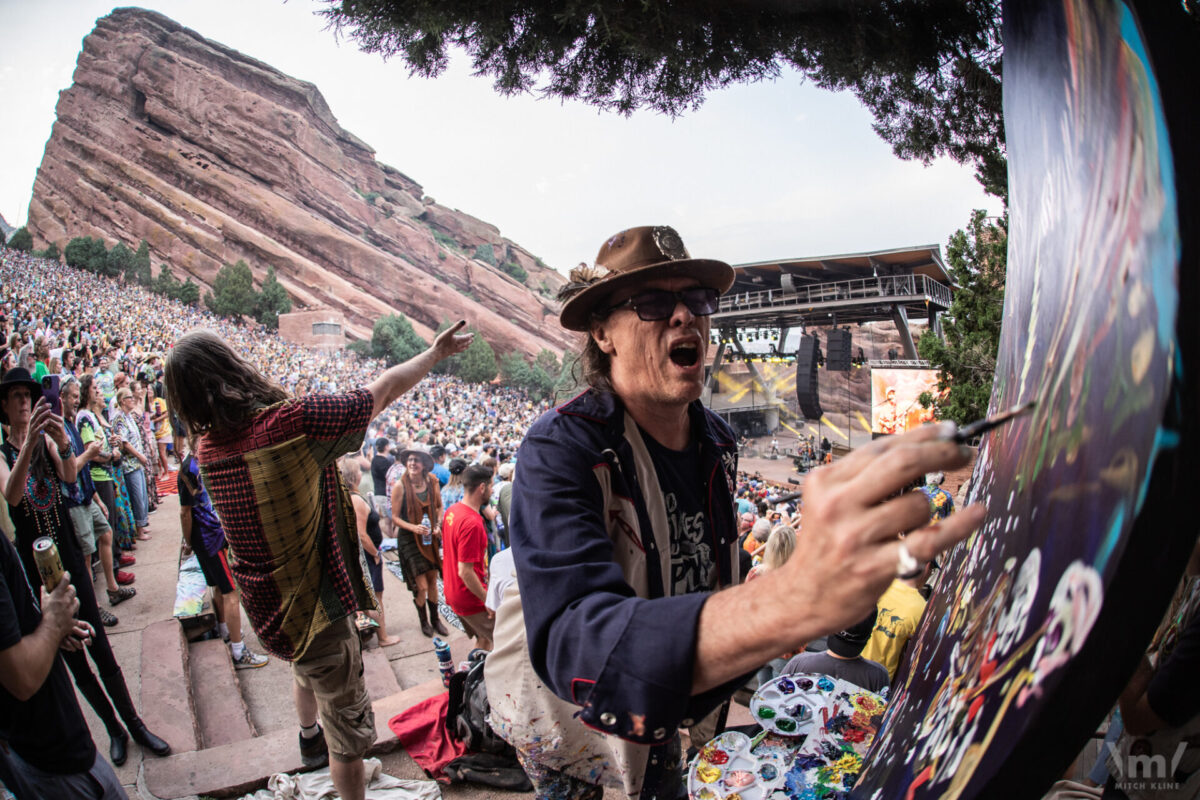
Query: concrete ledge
145 678 446 798
362 648 402 700
190 639 256 748
140 619 200 755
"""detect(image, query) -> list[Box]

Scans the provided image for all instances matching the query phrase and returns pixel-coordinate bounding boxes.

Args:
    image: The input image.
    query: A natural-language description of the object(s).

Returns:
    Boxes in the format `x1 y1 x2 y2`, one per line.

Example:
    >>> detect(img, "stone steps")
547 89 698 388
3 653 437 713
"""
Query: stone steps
189 639 257 748
145 677 445 798
138 617 449 798
140 619 200 755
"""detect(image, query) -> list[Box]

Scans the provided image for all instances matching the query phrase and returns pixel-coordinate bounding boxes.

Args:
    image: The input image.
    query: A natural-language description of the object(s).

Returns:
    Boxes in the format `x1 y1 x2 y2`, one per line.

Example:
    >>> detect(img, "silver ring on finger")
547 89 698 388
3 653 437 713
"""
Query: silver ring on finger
896 541 923 579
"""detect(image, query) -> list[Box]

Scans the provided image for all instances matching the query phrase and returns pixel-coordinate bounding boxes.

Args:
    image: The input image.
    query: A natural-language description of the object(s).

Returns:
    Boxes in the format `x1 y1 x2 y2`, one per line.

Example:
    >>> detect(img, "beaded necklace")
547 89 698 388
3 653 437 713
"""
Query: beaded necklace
5 435 65 545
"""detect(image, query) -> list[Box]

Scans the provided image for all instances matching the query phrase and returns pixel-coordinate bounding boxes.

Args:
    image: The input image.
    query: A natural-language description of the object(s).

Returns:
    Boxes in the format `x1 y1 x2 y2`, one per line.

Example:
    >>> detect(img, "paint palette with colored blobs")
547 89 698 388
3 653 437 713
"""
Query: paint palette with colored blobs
748 673 839 736
687 730 790 800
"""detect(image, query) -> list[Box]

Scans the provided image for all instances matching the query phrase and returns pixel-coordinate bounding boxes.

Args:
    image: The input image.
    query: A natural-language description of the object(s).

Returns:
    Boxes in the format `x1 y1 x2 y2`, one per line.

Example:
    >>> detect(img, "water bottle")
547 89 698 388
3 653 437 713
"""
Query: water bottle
420 513 432 546
433 636 454 687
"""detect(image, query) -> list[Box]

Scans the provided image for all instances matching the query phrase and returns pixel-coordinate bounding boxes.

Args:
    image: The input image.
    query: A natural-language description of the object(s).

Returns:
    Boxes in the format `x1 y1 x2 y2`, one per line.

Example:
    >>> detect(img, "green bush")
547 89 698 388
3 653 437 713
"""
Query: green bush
473 243 496 266
7 227 33 253
431 230 457 250
36 242 61 262
500 261 528 284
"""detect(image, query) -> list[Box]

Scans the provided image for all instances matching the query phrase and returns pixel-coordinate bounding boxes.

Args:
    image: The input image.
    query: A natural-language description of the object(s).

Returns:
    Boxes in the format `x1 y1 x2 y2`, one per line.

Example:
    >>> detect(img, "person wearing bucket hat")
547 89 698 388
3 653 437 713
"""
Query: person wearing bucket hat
485 226 984 798
165 322 471 800
389 445 449 638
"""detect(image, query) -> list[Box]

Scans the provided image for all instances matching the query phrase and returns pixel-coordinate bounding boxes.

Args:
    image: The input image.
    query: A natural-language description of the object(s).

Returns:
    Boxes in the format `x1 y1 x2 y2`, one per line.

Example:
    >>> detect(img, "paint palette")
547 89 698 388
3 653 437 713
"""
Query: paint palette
748 673 834 736
686 731 789 800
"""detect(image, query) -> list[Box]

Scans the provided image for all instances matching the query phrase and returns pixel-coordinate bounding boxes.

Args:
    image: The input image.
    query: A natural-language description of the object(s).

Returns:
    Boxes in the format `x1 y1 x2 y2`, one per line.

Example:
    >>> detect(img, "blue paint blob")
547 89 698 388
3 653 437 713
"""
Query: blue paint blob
777 678 795 694
817 676 835 692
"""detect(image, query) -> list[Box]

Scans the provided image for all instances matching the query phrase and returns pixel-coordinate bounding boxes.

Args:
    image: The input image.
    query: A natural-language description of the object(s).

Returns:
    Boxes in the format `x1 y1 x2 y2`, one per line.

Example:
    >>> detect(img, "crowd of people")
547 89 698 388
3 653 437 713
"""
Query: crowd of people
1 232 1194 800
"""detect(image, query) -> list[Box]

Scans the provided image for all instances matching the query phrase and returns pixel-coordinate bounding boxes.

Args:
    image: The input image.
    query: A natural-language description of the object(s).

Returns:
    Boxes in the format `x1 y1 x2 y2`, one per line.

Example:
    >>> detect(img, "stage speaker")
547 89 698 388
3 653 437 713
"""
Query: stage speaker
826 328 852 371
795 335 823 419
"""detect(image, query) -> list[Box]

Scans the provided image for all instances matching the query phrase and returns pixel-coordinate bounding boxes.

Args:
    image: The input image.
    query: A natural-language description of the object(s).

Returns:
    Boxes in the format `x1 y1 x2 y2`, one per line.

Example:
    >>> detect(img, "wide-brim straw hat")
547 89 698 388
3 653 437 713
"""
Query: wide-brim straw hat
558 225 735 332
398 447 435 473
0 367 43 425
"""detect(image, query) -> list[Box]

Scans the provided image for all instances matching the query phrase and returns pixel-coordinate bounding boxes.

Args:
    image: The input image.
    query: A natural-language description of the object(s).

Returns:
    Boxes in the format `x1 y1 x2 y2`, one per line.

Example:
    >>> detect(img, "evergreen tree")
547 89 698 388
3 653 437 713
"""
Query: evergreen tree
37 242 61 262
176 277 201 306
254 266 292 330
134 240 153 286
106 241 133 279
154 263 182 297
64 237 93 269
454 331 497 383
7 227 33 253
205 260 258 319
87 238 108 274
917 209 1006 424
370 313 427 365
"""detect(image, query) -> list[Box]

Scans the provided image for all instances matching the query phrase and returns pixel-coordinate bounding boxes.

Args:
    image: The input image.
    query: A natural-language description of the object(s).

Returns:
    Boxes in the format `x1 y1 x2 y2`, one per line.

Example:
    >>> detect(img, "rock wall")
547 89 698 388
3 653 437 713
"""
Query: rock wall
26 7 570 356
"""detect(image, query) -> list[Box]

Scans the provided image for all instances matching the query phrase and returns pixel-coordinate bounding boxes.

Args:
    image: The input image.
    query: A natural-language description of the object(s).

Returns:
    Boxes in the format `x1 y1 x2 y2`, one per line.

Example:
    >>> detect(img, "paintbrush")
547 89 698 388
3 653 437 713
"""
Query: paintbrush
951 400 1036 443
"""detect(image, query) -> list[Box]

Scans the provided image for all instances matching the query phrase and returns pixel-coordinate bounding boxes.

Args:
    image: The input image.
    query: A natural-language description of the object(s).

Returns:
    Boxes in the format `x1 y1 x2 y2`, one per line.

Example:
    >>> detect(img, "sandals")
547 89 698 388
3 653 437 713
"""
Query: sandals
108 586 136 606
99 607 119 627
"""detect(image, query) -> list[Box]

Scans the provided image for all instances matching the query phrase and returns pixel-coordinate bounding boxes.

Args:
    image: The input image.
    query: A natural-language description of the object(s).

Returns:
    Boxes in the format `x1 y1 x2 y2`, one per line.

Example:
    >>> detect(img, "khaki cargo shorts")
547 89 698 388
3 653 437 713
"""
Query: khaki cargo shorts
291 616 376 760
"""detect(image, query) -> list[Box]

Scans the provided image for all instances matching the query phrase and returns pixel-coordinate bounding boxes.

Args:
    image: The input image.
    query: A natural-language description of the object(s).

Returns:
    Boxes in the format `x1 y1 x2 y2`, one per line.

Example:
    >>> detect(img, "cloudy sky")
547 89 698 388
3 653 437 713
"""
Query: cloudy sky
0 1 1003 271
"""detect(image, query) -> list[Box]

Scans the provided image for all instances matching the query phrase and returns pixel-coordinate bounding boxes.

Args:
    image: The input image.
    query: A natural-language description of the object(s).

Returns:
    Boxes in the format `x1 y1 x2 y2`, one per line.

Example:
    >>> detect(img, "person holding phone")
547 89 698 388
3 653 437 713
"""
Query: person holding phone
0 367 170 767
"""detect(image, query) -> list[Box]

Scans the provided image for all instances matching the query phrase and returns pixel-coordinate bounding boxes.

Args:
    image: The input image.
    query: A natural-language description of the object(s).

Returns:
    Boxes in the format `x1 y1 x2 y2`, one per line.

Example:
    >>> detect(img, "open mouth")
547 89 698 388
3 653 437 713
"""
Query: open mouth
669 342 700 367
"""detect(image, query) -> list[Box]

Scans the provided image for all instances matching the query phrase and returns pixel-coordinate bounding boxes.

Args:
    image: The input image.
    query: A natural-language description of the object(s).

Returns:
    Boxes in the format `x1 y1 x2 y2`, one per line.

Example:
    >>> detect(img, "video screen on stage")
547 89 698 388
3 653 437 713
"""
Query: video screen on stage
870 368 944 434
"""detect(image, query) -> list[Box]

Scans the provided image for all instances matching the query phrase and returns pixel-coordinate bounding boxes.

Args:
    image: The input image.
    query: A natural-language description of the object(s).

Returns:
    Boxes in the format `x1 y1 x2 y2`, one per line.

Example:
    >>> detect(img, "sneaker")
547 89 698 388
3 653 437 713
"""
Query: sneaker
118 553 136 567
232 647 269 670
299 725 328 769
115 570 136 585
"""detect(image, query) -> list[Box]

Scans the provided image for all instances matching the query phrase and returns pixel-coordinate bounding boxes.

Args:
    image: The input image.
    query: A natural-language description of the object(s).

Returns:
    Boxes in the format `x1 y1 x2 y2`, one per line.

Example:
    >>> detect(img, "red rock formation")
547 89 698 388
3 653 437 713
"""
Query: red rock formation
26 7 571 356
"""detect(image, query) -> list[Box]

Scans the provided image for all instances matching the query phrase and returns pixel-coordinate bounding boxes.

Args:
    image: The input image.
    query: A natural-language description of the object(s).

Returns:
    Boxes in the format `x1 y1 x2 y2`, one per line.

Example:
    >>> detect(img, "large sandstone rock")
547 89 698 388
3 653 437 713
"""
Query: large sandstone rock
26 7 570 354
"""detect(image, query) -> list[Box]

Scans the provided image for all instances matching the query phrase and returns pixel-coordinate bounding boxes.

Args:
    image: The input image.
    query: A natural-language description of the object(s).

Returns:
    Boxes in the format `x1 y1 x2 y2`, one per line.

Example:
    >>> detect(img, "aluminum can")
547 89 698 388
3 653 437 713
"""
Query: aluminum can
33 536 64 591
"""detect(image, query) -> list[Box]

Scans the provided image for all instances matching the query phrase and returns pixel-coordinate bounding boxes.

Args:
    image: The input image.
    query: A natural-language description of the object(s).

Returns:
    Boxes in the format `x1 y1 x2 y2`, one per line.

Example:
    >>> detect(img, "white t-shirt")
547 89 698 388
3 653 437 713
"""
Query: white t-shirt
485 548 516 613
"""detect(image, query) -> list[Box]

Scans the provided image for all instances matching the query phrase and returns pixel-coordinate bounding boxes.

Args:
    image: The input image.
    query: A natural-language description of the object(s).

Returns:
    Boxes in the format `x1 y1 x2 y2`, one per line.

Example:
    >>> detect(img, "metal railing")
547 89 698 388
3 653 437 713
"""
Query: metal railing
718 274 952 314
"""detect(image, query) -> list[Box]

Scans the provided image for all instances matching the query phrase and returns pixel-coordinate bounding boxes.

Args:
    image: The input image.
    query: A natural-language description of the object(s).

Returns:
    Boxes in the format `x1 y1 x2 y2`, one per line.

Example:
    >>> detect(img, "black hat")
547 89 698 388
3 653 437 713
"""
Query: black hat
0 368 43 425
827 608 879 658
448 458 468 476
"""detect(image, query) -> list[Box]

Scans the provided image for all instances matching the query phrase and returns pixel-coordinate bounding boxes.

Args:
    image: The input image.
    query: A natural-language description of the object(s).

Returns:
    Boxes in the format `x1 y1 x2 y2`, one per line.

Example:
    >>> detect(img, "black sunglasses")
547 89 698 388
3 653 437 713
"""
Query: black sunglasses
600 286 720 321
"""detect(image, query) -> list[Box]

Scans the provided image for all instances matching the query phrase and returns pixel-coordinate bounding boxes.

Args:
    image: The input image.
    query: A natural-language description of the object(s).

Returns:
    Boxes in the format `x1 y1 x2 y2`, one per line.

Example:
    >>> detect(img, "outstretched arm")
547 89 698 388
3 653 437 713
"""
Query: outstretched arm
366 321 472 420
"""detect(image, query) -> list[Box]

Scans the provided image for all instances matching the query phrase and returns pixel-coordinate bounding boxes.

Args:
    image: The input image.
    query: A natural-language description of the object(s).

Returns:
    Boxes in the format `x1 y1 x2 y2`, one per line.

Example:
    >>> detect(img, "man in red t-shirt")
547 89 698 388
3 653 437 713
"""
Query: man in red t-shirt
442 464 495 650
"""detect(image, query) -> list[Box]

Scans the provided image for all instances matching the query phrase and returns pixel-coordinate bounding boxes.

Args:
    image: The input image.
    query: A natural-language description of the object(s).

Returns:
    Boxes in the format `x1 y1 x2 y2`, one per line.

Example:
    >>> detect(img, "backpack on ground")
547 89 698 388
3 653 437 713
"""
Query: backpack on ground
445 649 530 790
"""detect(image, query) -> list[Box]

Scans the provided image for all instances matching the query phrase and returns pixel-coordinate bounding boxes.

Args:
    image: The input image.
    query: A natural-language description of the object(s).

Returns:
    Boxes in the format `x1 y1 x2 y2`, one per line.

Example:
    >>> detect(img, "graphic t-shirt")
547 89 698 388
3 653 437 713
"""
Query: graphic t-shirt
860 580 928 680
642 430 712 596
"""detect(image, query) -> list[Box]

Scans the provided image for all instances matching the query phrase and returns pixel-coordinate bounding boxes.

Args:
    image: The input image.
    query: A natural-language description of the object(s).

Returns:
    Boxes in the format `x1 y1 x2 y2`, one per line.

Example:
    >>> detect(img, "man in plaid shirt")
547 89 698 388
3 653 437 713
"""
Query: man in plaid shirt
164 322 470 800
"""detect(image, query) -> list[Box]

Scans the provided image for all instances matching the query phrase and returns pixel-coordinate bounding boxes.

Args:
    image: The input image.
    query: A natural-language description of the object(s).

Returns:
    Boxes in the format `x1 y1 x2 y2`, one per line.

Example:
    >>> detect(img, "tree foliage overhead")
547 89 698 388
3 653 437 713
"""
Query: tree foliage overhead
322 0 1005 195
917 208 1006 425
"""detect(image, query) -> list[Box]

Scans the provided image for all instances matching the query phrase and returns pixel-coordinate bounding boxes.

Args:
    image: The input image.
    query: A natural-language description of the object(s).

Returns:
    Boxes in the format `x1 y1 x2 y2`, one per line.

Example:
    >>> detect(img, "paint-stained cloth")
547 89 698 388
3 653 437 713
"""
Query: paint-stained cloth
198 389 375 661
486 389 745 799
